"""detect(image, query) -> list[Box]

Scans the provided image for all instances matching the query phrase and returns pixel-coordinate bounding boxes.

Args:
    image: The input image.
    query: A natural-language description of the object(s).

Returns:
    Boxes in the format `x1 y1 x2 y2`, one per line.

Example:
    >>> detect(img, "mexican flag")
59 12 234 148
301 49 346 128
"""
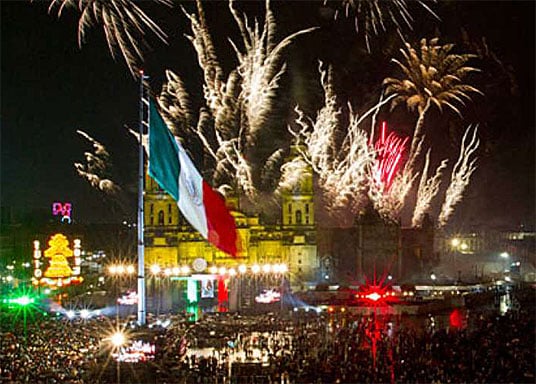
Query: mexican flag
148 99 237 256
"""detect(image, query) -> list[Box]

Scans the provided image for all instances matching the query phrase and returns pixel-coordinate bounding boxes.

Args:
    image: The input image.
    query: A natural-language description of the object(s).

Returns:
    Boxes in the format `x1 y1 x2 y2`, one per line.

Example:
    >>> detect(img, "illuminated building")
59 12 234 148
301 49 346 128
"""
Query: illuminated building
144 145 318 289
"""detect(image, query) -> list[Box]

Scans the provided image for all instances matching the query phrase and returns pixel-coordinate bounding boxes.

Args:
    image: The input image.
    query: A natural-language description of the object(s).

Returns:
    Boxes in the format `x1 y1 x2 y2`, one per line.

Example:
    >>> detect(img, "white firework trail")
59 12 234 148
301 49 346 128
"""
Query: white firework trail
329 0 439 52
228 0 317 144
411 149 448 227
369 169 417 222
291 103 375 214
290 62 340 177
182 2 254 197
329 108 375 213
289 62 400 215
46 0 171 76
75 130 120 194
76 129 108 157
158 70 194 137
182 1 229 119
438 124 480 227
262 148 285 189
276 155 311 196
177 0 314 200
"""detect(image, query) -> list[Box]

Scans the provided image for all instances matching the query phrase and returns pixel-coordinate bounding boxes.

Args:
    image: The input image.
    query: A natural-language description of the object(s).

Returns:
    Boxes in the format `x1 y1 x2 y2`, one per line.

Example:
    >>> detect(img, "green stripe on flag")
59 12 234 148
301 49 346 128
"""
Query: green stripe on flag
148 99 181 201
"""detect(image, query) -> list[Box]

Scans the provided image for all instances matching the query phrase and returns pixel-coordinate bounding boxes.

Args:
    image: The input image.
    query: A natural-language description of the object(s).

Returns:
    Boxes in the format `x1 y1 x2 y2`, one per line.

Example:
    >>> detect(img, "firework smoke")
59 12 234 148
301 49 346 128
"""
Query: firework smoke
438 125 479 227
75 130 120 194
46 0 171 77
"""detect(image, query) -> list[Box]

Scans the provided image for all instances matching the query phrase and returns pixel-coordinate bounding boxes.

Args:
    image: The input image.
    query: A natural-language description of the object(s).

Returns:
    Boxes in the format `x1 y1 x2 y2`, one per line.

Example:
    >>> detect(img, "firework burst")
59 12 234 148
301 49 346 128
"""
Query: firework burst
165 0 315 201
228 0 318 144
46 0 171 76
384 37 482 161
326 0 439 52
367 121 411 222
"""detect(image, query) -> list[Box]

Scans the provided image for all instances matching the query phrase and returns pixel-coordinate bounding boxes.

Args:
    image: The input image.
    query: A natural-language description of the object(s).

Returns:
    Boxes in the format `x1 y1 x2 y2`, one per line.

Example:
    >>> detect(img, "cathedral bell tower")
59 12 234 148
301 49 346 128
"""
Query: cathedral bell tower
281 144 317 289
143 173 180 267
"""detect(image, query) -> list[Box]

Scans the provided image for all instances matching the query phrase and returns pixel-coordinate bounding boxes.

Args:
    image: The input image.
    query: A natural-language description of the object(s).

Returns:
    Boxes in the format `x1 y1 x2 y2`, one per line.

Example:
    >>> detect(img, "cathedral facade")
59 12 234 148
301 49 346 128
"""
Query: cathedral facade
143 150 319 289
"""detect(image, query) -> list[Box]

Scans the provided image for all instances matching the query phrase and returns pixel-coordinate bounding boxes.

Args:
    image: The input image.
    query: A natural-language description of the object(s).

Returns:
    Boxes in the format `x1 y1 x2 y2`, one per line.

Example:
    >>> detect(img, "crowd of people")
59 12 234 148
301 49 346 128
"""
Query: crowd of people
0 286 534 383
0 314 103 383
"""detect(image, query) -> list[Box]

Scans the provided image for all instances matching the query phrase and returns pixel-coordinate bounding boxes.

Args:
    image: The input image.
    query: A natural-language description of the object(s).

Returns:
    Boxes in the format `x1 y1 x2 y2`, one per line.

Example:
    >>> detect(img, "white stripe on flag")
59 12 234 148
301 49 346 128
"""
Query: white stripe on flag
175 139 208 238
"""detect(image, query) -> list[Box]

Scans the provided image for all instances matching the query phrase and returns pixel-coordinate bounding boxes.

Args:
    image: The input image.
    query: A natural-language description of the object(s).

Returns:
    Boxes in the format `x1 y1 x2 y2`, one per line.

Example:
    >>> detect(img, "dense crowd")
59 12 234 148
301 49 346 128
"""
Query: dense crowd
0 286 534 383
0 314 104 383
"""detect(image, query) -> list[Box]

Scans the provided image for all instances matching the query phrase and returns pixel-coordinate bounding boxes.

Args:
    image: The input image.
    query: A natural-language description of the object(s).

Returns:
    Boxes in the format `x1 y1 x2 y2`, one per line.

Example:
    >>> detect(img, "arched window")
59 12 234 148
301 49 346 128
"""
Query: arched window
158 210 164 225
295 210 302 225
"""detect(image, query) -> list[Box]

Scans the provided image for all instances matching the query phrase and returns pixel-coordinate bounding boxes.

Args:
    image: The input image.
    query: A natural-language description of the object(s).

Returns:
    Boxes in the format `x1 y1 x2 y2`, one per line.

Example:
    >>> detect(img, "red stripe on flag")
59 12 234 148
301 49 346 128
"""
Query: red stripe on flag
202 182 238 256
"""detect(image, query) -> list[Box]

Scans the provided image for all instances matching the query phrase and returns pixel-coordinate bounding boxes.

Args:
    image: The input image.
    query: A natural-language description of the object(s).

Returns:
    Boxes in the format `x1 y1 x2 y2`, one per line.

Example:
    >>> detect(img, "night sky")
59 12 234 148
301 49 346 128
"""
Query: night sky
1 1 534 230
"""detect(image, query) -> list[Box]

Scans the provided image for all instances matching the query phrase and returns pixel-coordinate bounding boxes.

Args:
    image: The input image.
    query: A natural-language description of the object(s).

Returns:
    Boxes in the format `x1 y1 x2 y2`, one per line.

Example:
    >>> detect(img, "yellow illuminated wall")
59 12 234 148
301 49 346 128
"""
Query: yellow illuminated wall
143 146 319 286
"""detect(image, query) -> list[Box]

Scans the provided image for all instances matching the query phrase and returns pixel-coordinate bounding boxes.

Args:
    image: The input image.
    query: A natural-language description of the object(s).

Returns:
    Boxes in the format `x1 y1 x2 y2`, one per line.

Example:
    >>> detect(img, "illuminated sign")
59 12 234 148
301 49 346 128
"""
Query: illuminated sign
32 234 83 287
52 202 72 223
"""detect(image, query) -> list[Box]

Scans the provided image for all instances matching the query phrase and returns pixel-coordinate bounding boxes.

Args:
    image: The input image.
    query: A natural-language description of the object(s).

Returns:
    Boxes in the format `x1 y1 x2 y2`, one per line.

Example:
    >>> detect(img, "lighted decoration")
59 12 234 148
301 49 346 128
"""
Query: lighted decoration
117 291 138 305
217 277 229 312
52 202 72 223
114 340 156 363
449 308 465 329
187 279 198 303
32 234 83 287
192 258 207 272
255 288 281 304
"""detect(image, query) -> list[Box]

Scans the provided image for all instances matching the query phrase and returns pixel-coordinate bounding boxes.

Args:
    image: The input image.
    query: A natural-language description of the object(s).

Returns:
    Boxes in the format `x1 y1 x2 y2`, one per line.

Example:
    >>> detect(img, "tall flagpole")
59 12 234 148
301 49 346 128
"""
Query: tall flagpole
137 70 148 325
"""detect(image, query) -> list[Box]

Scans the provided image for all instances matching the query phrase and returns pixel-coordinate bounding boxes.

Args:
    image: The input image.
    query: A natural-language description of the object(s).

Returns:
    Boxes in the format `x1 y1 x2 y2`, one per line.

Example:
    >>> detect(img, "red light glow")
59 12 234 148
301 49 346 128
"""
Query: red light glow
365 292 381 301
449 308 464 329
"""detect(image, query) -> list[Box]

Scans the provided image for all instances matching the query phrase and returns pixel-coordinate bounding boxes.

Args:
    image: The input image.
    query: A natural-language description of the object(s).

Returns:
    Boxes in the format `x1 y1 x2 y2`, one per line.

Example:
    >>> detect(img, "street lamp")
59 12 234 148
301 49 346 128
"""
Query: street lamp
430 272 437 295
107 263 137 319
111 331 126 348
150 264 161 275
109 331 127 384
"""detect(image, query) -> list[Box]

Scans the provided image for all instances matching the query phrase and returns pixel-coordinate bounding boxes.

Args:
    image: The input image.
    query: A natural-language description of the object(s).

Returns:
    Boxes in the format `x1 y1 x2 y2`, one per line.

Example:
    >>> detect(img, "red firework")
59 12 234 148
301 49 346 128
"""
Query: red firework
372 121 408 190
